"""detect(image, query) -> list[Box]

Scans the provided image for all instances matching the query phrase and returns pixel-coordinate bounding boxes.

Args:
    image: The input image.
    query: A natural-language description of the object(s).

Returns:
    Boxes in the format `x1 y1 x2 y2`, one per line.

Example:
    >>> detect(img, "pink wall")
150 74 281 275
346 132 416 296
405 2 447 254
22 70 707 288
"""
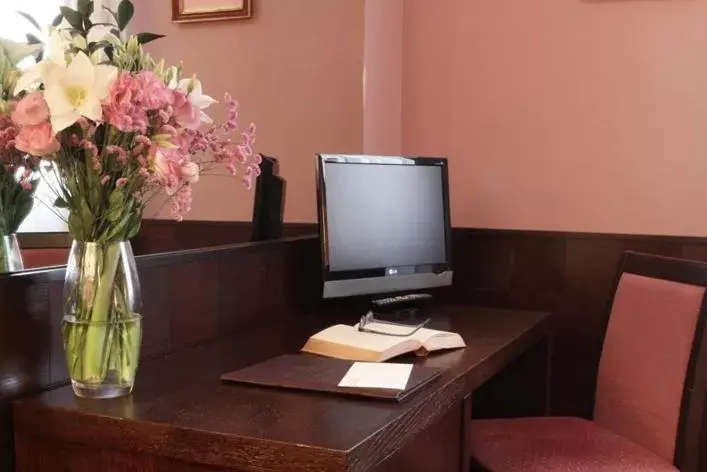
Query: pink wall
403 0 707 236
363 0 402 155
133 0 364 223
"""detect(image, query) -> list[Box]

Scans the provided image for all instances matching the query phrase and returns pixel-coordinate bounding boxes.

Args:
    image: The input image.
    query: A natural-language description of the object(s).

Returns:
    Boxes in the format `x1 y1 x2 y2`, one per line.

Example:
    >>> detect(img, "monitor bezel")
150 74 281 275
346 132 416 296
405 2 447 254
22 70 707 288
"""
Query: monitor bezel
316 154 453 298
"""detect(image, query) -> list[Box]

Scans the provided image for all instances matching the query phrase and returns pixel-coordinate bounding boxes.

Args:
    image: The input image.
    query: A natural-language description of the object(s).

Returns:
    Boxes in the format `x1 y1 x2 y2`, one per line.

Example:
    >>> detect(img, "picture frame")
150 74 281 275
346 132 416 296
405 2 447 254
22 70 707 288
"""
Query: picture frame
171 0 253 23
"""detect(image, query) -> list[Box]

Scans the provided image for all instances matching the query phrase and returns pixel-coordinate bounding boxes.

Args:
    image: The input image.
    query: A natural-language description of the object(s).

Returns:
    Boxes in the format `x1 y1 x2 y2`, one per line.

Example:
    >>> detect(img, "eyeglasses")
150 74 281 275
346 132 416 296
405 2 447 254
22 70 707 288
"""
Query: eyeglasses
357 310 430 337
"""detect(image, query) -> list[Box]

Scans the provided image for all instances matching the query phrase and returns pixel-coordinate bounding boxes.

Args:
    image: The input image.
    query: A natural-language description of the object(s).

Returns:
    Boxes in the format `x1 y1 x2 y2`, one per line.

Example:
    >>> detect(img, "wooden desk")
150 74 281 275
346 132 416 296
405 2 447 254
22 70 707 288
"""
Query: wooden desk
13 307 550 472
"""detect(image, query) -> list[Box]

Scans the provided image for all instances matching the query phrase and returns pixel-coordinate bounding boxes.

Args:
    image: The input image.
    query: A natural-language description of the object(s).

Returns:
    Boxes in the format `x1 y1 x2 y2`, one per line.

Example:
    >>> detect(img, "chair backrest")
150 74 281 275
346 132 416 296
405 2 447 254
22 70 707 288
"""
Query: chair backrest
593 251 707 471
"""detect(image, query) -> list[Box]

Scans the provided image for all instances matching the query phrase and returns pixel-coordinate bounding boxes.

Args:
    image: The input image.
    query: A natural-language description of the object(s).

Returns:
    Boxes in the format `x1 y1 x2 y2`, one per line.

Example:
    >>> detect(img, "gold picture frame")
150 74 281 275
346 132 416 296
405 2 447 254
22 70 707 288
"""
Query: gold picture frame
172 0 253 23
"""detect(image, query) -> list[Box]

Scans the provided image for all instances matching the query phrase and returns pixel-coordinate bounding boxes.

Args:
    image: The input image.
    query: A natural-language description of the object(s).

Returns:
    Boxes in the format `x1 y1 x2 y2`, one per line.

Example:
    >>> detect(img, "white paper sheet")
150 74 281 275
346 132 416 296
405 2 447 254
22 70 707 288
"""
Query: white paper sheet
338 362 413 390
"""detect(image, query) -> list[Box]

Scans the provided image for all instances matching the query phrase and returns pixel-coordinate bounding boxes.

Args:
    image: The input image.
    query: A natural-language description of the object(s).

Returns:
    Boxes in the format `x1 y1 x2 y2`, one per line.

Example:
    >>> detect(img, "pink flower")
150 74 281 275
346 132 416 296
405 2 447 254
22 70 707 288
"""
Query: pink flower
116 178 128 188
151 148 181 195
180 161 200 184
172 90 201 130
12 92 50 126
102 72 149 133
100 175 110 185
137 71 173 110
170 184 193 221
14 122 60 156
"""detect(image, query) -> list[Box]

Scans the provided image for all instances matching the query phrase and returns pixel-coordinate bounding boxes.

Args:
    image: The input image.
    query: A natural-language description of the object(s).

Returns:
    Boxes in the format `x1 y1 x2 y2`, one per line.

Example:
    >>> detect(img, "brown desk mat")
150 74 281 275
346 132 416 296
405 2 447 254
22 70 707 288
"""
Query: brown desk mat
221 354 443 402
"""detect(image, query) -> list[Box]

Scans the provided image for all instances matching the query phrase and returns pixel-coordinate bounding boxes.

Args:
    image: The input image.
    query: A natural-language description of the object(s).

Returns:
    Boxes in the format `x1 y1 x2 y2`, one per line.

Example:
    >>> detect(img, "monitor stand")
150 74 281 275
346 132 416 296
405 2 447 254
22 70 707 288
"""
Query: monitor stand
369 293 451 331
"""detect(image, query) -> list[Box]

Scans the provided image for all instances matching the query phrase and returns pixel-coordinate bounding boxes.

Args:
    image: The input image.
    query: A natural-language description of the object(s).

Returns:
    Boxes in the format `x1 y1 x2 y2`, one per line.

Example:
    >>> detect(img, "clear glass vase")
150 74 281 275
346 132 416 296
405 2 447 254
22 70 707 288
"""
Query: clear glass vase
61 241 143 399
0 234 24 272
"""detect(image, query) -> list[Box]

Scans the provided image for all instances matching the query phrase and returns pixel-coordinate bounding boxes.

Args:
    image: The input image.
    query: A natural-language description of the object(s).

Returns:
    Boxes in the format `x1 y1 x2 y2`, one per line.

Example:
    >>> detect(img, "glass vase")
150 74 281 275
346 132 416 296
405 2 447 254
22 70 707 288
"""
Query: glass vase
61 241 143 399
1 234 24 272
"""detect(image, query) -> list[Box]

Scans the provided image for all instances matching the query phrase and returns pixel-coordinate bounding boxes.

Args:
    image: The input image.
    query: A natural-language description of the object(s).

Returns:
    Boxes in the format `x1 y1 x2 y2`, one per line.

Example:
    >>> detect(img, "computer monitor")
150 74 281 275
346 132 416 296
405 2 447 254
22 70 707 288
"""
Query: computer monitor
316 154 453 299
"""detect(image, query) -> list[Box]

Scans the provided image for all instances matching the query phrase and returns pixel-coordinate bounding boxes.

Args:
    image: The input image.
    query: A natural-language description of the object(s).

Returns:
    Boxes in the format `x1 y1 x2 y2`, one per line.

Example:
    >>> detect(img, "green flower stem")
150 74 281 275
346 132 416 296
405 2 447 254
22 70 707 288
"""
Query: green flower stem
79 243 121 382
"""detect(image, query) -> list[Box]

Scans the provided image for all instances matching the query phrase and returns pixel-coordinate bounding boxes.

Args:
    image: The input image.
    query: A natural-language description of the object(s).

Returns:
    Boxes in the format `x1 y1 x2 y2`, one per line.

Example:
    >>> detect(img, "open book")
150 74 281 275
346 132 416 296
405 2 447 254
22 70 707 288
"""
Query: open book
301 322 466 362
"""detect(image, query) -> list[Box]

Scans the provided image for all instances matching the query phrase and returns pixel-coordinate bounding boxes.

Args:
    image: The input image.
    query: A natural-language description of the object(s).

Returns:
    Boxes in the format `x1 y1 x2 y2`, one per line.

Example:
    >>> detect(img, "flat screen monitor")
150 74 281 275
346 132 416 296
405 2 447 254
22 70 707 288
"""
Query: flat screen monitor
316 154 453 299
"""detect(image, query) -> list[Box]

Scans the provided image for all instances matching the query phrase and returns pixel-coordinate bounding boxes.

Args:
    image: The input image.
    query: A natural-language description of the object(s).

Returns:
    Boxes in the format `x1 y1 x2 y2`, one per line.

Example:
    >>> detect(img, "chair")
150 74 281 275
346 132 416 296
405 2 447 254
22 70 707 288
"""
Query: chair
469 251 707 472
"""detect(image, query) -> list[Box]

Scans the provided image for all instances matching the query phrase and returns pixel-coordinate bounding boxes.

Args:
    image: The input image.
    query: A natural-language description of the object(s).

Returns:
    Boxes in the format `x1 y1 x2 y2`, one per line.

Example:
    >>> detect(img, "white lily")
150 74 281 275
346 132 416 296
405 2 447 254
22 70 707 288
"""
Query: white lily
43 51 117 131
177 78 217 124
0 38 42 66
14 30 69 94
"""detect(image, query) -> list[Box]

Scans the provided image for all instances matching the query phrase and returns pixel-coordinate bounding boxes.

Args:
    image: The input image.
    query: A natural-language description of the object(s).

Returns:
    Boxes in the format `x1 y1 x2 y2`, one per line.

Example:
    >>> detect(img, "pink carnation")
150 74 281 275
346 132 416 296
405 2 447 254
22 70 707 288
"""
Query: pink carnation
14 122 60 156
102 73 146 132
12 92 50 126
103 71 171 133
137 71 173 110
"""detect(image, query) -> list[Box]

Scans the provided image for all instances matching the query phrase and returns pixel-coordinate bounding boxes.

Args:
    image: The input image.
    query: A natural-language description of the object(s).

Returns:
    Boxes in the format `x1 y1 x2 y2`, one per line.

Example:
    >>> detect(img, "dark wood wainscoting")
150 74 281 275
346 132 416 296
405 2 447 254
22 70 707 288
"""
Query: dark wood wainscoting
5 221 707 470
446 228 707 418
132 220 317 254
0 236 321 471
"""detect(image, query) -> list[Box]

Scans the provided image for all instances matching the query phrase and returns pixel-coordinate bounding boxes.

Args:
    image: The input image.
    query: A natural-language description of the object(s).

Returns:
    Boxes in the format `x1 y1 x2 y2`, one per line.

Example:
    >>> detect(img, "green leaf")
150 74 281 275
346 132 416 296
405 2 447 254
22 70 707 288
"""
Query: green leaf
68 212 83 240
59 7 84 32
83 18 93 31
117 0 135 31
12 197 33 232
52 12 63 27
79 199 94 237
103 5 119 24
109 189 124 207
16 11 41 32
77 0 92 16
136 32 165 45
126 219 141 240
26 33 42 45
54 197 70 209
103 211 131 241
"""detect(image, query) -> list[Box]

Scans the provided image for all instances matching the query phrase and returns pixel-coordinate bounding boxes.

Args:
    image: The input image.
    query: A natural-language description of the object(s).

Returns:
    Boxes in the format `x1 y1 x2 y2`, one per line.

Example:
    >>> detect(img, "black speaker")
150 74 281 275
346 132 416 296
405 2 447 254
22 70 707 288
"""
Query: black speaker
251 155 286 242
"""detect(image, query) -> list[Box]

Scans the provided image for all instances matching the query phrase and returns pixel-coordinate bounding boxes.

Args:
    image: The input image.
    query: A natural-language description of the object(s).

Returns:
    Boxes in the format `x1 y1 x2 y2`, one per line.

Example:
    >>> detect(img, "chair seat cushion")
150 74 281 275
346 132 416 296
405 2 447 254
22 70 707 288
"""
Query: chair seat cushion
469 417 678 472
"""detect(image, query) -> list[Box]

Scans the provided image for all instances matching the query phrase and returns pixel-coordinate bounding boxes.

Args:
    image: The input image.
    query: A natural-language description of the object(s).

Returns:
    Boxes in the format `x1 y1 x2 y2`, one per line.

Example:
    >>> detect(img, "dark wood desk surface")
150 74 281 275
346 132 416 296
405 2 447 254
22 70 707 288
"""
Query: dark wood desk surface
13 306 550 472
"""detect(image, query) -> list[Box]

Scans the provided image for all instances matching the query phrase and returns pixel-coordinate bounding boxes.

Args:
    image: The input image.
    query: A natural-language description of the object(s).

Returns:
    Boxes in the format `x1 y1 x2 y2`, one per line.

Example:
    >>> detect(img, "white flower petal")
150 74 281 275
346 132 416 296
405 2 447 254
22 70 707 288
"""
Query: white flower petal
200 110 213 124
48 30 68 66
78 97 102 122
167 67 179 89
191 80 203 97
14 63 44 94
66 52 94 88
51 110 81 132
44 84 74 116
177 78 191 94
93 65 118 100
0 38 41 66
193 94 217 110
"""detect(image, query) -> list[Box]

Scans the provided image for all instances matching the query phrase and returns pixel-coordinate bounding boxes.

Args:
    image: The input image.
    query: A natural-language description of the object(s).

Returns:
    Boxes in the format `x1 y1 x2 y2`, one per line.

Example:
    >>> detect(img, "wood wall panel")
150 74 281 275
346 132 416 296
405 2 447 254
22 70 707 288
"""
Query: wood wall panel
6 221 707 470
0 236 321 471
446 229 707 418
124 221 707 418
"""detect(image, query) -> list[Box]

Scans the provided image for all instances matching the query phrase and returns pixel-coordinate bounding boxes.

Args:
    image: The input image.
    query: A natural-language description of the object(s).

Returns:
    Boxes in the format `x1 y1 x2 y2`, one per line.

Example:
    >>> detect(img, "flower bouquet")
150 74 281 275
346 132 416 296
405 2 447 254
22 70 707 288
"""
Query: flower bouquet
0 39 43 271
8 0 260 398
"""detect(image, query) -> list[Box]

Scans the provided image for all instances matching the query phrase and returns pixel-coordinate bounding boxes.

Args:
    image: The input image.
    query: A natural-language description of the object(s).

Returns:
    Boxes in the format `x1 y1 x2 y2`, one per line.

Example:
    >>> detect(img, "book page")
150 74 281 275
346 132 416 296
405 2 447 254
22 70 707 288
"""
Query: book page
410 327 466 351
311 325 415 353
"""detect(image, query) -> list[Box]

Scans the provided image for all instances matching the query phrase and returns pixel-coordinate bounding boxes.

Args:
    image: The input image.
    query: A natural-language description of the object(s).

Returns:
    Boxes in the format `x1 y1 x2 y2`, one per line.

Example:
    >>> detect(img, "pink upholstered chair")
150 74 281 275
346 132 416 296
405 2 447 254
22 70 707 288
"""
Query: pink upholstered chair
470 251 707 472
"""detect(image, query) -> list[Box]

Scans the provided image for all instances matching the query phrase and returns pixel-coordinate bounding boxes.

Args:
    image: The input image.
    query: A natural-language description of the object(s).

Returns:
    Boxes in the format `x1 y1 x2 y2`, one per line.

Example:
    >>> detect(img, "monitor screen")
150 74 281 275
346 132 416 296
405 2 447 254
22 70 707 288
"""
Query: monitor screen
317 155 452 298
